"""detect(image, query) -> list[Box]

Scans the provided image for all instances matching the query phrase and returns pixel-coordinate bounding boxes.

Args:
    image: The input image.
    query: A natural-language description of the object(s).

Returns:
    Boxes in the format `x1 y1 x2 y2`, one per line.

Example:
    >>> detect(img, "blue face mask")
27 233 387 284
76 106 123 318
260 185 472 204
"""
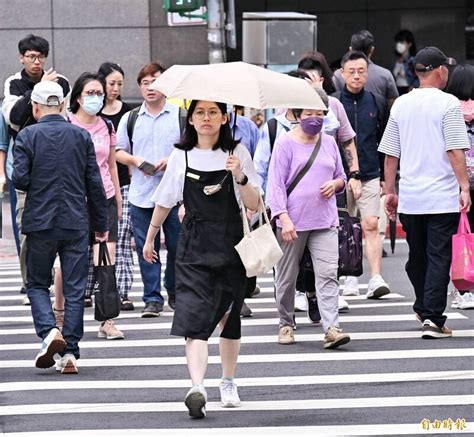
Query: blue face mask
82 95 104 116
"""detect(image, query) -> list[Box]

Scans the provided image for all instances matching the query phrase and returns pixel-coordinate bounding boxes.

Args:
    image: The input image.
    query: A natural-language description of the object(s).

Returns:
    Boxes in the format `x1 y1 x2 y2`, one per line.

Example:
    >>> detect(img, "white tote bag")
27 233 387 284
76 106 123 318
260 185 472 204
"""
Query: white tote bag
235 195 283 278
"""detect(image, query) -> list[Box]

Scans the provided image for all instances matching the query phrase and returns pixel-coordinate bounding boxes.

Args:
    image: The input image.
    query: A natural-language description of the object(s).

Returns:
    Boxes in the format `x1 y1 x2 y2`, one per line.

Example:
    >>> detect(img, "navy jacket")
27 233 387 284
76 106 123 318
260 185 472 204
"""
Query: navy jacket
12 114 108 234
334 87 387 181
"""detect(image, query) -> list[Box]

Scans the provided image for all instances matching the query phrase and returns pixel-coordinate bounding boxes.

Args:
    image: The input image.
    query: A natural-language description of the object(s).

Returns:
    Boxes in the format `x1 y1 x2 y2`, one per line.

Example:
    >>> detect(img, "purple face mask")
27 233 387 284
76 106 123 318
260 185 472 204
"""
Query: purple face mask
300 116 324 136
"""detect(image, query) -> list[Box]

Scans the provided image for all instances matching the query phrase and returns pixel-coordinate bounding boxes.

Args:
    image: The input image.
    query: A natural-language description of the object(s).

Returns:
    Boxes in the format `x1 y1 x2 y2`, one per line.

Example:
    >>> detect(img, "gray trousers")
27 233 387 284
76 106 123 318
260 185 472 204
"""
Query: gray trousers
15 190 27 288
275 227 339 332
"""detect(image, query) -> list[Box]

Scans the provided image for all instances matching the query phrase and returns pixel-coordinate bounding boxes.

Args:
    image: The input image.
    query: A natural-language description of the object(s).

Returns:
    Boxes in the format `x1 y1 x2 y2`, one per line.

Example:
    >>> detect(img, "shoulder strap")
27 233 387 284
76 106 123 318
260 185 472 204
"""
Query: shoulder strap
287 135 322 197
100 116 113 136
126 107 140 153
332 91 342 101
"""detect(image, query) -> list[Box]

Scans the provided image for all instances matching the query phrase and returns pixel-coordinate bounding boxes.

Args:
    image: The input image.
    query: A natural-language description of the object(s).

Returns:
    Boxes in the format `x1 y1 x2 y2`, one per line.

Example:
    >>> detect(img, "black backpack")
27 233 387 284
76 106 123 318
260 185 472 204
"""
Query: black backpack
267 117 290 152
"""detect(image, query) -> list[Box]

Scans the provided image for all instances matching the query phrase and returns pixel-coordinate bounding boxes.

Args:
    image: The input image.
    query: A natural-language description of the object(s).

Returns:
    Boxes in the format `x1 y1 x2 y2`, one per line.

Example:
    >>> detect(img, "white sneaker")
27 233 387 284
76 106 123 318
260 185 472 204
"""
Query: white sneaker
184 385 207 419
219 379 241 407
366 275 390 299
338 296 349 312
22 295 30 306
451 290 474 309
342 276 359 296
35 328 66 369
55 353 78 374
294 291 308 312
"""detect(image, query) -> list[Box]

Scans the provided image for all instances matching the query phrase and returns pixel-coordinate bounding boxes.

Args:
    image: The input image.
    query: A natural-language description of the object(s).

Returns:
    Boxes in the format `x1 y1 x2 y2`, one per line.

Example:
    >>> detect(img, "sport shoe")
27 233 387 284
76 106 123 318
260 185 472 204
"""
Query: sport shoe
324 326 351 349
55 353 78 374
421 319 453 339
342 276 359 296
184 385 207 419
278 326 295 344
84 297 93 308
366 275 390 299
219 379 241 407
120 298 135 311
451 290 474 309
98 320 125 340
240 301 253 318
53 308 64 331
295 291 308 312
22 295 30 306
167 294 176 311
306 292 321 324
35 328 66 369
338 296 349 312
141 301 163 318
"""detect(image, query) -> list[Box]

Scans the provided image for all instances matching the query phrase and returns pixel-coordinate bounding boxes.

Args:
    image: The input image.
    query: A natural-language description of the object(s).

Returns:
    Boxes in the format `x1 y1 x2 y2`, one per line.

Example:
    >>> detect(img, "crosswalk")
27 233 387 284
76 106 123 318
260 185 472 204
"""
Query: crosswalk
0 248 473 436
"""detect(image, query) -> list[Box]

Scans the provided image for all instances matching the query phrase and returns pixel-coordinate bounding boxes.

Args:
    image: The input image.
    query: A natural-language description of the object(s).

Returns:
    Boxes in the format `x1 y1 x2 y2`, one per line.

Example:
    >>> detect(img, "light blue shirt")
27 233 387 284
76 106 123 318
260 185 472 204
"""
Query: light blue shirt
253 112 293 192
116 101 180 208
229 113 259 158
0 112 13 179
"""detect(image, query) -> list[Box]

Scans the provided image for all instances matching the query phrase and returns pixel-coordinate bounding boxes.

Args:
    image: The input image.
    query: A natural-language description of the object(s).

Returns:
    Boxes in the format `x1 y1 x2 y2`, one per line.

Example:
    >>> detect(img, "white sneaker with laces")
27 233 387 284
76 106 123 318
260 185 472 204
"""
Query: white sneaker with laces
22 295 30 306
451 290 474 309
55 353 78 374
294 291 308 312
219 379 241 407
338 296 349 312
366 274 390 299
342 276 359 296
184 385 207 419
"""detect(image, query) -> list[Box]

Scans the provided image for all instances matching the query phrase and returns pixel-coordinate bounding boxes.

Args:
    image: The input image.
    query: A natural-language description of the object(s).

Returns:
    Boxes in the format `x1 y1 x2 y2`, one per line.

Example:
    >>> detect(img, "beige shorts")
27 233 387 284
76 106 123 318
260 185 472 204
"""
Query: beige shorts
347 177 380 219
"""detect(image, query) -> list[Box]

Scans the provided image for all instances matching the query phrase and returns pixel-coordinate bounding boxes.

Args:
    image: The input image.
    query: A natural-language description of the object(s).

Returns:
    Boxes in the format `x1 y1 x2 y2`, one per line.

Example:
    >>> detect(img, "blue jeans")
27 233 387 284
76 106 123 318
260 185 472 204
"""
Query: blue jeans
26 232 89 359
130 204 180 305
7 177 20 256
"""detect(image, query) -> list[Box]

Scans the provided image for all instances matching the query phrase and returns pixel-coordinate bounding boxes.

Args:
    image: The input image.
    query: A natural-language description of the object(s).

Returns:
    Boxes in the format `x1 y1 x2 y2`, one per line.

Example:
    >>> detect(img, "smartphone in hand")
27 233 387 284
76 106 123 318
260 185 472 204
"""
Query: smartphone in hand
138 161 157 176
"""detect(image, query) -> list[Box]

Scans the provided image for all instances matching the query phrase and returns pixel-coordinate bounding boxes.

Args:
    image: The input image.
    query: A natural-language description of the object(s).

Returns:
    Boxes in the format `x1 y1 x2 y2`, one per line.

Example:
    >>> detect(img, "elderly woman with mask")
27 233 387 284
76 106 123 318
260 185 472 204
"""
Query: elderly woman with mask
267 89 351 349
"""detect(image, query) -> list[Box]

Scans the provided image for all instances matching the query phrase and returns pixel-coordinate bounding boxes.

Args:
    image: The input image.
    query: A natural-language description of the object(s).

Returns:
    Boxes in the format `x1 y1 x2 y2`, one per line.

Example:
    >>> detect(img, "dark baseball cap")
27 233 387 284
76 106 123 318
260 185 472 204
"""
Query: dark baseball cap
415 46 456 72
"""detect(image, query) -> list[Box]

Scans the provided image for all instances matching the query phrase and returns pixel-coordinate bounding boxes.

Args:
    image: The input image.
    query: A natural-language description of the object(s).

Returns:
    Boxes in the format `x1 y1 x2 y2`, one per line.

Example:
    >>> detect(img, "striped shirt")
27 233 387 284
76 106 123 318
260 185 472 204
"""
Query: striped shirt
378 88 469 214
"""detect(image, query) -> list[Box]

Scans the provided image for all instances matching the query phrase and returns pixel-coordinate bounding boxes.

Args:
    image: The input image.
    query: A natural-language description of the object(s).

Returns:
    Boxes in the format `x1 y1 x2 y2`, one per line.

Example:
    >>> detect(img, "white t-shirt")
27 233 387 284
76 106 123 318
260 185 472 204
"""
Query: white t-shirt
151 143 261 208
378 88 469 214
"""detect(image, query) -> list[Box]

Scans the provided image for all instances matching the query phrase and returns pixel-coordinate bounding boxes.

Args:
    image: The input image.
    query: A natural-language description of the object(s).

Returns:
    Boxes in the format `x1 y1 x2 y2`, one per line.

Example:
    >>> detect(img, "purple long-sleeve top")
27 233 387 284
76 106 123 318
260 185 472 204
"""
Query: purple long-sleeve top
267 132 346 231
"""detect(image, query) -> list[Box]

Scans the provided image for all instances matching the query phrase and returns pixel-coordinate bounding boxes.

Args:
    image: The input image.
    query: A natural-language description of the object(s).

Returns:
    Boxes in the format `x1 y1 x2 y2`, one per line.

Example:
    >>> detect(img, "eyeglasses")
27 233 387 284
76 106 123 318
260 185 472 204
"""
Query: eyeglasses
193 109 222 120
140 80 156 87
344 68 368 77
82 90 104 97
23 54 46 63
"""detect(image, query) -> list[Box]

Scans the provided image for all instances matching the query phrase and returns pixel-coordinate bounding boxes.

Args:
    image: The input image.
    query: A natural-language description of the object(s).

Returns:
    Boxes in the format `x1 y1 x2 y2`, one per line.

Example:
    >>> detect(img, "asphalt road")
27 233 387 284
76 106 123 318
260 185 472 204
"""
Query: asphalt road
0 242 473 436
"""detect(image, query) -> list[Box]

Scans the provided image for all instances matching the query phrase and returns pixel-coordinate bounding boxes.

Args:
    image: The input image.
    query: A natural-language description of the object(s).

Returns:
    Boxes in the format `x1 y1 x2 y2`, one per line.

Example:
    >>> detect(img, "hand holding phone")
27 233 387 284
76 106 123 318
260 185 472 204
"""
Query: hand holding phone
138 161 157 176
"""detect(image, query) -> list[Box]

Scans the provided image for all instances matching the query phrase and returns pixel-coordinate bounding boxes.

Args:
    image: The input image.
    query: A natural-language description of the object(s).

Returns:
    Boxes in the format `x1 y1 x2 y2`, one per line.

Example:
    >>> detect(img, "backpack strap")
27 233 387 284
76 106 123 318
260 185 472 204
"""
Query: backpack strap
332 90 342 101
268 117 290 153
126 107 140 153
100 116 114 136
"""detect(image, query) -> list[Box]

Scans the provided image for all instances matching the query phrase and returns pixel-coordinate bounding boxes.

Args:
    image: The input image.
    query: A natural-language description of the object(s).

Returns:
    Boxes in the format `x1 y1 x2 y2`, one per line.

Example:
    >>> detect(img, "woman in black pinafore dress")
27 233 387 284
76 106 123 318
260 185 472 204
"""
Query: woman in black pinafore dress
143 100 260 419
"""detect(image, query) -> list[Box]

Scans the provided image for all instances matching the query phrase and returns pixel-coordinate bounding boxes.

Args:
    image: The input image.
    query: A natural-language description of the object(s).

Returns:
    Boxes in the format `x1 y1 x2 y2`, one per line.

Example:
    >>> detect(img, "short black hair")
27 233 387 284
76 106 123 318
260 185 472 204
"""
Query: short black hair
175 100 238 152
394 29 417 57
341 51 369 68
297 51 336 94
98 62 125 79
18 34 49 56
350 30 374 55
70 72 106 114
446 64 474 101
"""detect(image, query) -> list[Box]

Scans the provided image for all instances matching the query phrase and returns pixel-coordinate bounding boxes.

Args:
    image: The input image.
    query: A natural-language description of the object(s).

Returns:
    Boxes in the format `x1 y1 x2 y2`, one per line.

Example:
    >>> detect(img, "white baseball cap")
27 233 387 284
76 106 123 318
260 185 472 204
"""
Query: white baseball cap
31 81 64 106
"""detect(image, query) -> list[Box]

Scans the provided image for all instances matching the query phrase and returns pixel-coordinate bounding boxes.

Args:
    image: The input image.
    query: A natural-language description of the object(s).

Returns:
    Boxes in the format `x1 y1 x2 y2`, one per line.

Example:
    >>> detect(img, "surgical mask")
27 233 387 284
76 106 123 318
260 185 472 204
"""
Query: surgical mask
82 95 104 115
300 116 324 136
395 42 407 55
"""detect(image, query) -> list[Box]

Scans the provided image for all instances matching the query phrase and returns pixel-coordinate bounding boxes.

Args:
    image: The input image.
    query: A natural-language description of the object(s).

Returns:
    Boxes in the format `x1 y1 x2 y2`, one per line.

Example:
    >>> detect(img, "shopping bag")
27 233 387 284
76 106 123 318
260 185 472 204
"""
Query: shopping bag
235 194 283 277
337 209 363 277
93 242 121 321
450 211 474 290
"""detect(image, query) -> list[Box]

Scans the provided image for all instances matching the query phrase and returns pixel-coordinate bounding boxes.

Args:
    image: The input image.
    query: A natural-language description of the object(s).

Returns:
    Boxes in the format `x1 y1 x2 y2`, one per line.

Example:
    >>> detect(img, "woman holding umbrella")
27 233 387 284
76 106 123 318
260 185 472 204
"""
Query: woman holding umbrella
143 100 260 419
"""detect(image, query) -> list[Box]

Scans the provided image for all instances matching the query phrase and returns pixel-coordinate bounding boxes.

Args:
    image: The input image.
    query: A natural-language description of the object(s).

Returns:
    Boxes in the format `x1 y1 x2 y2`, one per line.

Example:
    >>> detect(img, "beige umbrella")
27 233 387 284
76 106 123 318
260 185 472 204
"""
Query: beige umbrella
149 61 326 110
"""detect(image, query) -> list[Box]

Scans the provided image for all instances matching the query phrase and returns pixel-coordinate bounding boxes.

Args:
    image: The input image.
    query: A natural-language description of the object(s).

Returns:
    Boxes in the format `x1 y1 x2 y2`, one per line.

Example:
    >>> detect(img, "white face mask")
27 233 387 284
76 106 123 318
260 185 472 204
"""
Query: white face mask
395 42 408 55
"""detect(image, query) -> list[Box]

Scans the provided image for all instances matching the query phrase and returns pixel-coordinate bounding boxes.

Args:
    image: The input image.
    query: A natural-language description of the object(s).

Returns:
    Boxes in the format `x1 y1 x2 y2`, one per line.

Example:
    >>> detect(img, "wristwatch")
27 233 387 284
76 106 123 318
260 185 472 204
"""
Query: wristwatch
236 173 249 186
348 171 362 180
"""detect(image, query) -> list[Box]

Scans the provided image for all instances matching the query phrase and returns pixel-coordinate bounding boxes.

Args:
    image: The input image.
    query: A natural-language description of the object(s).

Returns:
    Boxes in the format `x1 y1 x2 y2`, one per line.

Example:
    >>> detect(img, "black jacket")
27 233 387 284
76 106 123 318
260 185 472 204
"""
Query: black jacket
12 114 108 234
2 69 70 137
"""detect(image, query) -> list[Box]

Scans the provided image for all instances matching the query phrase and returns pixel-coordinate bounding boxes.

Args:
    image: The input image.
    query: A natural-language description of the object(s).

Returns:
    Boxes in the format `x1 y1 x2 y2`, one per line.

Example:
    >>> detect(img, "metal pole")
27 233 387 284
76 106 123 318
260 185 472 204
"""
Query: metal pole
207 0 226 63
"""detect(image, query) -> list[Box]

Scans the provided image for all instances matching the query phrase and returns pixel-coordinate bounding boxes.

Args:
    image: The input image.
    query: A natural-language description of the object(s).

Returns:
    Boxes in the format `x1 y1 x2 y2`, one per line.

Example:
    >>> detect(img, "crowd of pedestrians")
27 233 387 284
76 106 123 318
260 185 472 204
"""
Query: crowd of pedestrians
0 30 472 419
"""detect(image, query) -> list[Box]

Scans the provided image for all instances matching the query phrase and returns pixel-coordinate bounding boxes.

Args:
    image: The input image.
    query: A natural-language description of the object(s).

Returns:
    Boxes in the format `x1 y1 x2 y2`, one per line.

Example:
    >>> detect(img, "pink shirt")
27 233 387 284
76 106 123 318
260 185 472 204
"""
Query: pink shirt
69 114 116 199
